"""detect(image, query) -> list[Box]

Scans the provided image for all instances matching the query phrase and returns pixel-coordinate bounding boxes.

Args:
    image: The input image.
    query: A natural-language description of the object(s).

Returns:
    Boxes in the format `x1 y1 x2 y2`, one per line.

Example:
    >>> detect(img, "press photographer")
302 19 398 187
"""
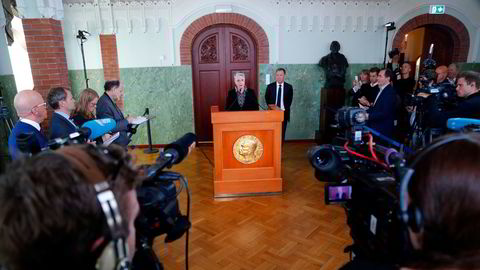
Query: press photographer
422 71 480 129
0 133 196 270
308 108 480 269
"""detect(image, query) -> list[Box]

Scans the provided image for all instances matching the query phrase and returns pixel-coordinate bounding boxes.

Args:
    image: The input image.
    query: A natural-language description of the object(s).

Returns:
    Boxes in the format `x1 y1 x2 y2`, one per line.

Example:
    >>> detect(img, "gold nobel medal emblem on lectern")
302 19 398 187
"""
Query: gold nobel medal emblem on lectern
233 135 263 164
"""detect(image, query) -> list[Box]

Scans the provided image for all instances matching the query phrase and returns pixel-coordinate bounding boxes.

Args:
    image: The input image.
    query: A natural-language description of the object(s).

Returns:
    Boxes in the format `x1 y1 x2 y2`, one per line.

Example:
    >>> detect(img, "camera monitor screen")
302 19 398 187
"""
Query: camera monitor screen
325 184 352 204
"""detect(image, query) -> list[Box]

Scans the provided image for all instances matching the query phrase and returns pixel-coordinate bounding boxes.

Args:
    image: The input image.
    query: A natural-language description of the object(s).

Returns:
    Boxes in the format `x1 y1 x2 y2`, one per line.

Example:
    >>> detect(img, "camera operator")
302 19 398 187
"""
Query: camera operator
0 144 142 270
423 71 480 129
341 132 480 269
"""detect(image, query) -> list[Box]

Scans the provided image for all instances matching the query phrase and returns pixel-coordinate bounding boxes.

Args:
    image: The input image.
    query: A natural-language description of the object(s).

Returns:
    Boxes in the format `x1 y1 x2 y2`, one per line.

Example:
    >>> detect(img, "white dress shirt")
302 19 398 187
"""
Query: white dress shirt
20 118 41 131
275 82 285 110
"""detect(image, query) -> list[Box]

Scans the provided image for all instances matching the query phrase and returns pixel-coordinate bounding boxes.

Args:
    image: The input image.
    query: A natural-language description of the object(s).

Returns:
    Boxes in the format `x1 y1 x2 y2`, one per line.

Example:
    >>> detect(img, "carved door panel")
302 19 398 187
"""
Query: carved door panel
192 25 257 142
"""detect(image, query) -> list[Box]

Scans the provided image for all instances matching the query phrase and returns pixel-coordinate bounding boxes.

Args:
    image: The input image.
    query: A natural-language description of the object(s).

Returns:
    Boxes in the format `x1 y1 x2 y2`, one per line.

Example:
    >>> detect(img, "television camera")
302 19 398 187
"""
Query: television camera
308 107 413 264
14 129 195 270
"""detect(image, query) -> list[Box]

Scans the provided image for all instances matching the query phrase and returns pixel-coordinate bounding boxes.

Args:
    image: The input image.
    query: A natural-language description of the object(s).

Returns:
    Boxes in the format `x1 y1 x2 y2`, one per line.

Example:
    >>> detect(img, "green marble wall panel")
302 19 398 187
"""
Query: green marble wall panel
457 62 480 72
68 69 105 98
66 62 480 144
0 75 17 170
258 63 381 140
120 66 194 145
68 67 194 145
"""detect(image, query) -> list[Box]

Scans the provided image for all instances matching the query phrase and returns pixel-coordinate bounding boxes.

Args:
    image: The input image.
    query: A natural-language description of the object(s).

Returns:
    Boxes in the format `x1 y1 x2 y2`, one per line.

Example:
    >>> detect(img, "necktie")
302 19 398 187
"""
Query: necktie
276 85 282 107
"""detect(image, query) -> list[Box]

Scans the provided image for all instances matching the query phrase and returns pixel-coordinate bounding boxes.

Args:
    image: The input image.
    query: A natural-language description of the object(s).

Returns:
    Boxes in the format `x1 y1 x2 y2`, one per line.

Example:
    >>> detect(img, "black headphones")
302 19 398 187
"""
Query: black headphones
92 146 131 270
94 181 130 270
398 133 479 233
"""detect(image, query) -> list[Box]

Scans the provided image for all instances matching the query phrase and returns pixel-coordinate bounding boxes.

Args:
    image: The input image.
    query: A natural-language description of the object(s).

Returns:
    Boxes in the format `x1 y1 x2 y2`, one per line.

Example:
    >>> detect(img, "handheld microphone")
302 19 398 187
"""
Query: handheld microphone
48 128 91 149
146 133 197 179
447 118 480 131
81 118 116 140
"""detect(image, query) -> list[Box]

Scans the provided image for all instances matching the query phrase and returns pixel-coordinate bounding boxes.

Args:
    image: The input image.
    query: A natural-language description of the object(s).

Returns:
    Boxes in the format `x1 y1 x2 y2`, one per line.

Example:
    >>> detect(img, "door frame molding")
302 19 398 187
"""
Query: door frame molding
180 13 269 65
392 14 469 62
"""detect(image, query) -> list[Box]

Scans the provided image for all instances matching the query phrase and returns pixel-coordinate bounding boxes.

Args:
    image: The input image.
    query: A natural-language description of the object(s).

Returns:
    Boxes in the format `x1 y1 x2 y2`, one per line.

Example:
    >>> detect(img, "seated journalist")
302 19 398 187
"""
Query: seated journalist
47 87 77 139
0 144 141 270
225 72 259 111
422 71 480 129
72 88 100 127
341 132 480 269
8 90 48 159
97 81 135 147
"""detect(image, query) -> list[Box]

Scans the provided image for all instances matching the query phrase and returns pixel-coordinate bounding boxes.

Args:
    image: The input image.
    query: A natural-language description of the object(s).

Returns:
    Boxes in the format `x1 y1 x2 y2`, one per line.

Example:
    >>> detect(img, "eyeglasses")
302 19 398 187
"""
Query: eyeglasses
32 102 47 110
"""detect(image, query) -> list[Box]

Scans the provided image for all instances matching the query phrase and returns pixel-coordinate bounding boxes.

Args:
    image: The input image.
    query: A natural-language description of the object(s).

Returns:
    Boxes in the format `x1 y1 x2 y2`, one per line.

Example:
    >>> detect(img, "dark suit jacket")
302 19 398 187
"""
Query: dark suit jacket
367 84 397 138
96 93 130 147
426 91 480 129
265 82 293 121
49 112 77 139
72 113 92 127
8 121 48 159
225 88 259 111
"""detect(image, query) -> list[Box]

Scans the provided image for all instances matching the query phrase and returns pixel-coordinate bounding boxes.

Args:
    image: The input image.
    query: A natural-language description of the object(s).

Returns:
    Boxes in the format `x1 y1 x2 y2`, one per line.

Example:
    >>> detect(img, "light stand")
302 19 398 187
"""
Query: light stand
76 30 90 88
383 22 396 68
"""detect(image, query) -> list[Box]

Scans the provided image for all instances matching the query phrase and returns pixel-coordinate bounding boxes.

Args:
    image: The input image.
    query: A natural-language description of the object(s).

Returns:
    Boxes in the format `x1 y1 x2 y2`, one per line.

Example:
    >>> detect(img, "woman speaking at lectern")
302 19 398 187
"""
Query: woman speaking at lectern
225 72 259 111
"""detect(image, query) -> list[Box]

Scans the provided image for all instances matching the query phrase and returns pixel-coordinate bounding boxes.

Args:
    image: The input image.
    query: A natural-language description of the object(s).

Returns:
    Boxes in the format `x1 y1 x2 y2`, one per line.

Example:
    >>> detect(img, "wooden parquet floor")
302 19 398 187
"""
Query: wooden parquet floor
129 142 351 270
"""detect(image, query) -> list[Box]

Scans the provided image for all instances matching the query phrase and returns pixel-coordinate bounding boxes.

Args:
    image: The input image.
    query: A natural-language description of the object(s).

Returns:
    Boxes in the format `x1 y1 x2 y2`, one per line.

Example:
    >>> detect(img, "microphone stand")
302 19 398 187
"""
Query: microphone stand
76 30 89 88
143 108 159 154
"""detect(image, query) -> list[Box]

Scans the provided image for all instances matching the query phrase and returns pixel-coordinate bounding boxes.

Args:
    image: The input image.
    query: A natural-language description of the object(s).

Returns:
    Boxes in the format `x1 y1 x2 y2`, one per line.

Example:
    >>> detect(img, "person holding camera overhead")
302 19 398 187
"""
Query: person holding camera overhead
423 71 480 129
225 72 259 111
341 132 480 269
0 144 141 270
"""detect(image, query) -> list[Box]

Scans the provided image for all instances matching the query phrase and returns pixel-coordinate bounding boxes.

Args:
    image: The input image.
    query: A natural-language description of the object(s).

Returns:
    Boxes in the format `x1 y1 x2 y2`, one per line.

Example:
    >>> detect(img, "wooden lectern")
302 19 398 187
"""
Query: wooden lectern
211 105 283 197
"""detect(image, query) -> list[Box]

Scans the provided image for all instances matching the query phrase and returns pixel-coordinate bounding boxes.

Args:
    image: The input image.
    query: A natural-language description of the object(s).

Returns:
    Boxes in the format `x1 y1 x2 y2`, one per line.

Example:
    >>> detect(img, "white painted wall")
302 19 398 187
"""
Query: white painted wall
59 0 480 69
0 33 14 75
0 5 13 75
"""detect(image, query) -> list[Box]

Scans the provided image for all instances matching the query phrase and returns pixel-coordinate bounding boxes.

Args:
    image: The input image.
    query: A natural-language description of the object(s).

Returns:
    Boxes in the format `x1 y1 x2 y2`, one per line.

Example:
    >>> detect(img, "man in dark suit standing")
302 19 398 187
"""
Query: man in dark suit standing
8 90 48 159
96 80 133 147
47 87 77 139
265 68 293 141
361 69 397 138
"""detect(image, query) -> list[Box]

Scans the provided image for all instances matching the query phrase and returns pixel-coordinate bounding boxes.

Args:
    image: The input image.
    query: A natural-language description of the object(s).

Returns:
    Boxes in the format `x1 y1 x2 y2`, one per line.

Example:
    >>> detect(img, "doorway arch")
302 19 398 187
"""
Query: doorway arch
392 14 469 62
180 13 269 141
180 13 269 65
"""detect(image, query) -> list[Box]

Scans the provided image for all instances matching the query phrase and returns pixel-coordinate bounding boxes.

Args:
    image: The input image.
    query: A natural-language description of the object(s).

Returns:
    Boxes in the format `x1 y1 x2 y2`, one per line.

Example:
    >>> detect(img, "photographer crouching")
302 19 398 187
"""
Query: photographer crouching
421 71 480 129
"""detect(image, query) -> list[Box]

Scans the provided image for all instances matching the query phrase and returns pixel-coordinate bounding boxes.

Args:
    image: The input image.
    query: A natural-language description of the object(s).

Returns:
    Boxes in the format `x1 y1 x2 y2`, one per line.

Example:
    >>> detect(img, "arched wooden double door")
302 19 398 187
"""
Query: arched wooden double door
192 25 257 142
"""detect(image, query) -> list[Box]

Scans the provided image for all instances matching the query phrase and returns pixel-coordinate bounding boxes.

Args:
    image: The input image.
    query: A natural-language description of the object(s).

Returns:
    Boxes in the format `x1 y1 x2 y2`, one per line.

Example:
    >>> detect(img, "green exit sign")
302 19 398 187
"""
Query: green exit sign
430 5 445 14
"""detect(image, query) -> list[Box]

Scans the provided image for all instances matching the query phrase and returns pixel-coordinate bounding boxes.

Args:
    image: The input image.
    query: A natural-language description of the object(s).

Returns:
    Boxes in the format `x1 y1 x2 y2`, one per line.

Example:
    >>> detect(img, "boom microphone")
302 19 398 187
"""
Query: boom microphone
81 118 116 140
